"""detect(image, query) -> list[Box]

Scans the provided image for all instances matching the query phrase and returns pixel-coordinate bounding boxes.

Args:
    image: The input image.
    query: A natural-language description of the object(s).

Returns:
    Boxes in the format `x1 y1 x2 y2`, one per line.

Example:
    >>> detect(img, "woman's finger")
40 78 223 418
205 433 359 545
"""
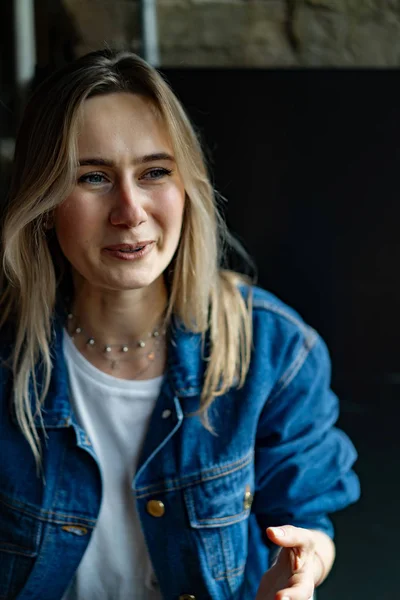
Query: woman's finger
267 526 316 573
267 526 315 553
276 581 314 600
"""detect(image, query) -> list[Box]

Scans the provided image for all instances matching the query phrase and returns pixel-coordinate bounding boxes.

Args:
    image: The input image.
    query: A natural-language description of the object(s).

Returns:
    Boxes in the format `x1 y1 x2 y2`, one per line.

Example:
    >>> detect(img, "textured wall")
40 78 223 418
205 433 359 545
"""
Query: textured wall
64 0 400 66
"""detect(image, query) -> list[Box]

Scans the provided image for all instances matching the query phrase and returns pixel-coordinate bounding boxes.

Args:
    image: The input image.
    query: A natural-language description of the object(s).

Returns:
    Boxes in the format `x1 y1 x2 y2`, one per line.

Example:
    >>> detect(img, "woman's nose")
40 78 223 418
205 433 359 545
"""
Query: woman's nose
109 180 148 228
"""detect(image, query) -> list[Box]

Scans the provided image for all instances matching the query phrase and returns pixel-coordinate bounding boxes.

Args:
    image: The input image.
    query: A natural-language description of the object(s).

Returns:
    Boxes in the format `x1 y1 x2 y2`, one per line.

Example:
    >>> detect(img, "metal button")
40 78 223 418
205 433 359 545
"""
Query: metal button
162 409 172 419
179 595 196 600
61 525 88 536
243 484 253 510
146 499 165 517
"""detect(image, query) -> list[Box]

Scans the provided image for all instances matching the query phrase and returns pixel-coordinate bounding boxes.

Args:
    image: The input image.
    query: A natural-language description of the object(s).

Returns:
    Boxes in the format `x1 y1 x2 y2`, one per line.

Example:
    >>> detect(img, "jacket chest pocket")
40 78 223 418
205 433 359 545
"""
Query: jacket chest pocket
183 460 254 596
0 494 42 599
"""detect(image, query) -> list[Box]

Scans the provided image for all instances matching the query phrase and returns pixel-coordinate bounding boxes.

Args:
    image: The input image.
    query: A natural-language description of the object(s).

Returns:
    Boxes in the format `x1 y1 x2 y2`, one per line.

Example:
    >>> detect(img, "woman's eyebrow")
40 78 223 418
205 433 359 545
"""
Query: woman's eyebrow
77 152 175 167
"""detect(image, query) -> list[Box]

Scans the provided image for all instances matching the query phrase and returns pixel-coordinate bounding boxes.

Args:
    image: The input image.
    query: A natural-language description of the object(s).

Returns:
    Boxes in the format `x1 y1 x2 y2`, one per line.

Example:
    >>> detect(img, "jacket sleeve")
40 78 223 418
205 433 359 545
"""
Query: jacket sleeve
252 330 360 543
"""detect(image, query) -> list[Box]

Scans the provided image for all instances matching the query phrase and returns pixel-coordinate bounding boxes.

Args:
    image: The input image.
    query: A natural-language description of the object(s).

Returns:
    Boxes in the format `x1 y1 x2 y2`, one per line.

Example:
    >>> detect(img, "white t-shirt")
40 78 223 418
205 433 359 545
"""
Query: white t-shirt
62 330 163 600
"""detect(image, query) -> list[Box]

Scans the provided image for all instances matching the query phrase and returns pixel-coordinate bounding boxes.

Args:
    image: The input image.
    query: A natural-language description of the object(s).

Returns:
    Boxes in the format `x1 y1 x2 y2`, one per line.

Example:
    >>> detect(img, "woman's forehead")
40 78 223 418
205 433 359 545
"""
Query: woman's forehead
76 93 172 159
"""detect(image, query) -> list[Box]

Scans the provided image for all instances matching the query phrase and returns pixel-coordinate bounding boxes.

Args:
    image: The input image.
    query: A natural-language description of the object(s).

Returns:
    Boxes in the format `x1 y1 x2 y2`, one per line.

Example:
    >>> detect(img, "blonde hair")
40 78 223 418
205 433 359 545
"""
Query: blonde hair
1 49 254 467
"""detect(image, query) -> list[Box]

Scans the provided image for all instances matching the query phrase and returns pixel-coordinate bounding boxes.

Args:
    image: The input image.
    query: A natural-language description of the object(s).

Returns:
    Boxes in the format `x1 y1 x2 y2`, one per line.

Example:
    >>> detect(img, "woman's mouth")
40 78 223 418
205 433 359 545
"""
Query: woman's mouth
117 246 145 253
103 242 155 261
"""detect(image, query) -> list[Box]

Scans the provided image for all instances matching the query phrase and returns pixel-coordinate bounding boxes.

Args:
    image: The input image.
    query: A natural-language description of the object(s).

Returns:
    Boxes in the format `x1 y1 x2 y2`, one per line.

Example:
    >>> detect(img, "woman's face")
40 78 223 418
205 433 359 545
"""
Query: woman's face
54 92 185 293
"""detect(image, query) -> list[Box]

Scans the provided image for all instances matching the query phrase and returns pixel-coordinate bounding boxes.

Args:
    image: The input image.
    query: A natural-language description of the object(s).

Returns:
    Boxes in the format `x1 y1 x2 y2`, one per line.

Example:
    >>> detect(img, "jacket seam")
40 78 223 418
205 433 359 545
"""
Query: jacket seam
174 294 314 396
0 545 37 557
0 494 97 526
220 528 232 591
251 299 310 335
215 564 246 580
269 328 319 401
194 509 249 524
135 451 253 498
184 483 250 527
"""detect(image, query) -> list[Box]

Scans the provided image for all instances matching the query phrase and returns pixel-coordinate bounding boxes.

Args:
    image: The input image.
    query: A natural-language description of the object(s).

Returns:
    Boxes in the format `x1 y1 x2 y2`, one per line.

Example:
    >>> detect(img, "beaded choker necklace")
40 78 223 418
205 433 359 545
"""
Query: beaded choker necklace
66 312 166 373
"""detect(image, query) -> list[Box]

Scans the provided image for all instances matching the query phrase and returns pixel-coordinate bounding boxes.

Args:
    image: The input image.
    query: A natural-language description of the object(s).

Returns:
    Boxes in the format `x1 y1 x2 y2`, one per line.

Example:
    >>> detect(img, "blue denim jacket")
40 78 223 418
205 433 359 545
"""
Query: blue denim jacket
0 286 360 599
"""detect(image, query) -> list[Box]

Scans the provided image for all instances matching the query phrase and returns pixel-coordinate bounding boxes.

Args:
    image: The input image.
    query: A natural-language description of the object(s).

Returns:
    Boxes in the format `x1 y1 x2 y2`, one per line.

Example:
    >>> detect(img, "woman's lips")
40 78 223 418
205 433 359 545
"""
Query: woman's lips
102 241 155 261
104 241 154 251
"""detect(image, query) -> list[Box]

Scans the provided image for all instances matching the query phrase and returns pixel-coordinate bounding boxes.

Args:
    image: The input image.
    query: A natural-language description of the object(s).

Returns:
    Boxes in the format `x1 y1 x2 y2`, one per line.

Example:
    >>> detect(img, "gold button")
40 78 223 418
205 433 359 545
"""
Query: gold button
243 484 253 510
179 595 196 600
146 499 165 517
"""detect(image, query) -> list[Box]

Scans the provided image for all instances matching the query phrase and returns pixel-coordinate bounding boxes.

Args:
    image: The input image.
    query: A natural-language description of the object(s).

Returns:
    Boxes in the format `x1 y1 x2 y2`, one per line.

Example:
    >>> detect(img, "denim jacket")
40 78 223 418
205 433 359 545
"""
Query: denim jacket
0 286 360 600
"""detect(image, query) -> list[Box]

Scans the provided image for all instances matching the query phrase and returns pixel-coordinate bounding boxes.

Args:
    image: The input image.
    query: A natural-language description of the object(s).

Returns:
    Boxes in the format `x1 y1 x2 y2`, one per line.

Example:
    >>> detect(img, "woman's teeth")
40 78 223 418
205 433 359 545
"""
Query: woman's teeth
119 247 144 253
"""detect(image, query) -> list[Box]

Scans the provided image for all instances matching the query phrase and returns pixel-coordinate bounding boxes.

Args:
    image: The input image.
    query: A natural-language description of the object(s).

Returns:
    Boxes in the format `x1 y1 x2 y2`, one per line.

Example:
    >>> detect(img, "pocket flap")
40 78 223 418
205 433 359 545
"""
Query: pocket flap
184 462 253 528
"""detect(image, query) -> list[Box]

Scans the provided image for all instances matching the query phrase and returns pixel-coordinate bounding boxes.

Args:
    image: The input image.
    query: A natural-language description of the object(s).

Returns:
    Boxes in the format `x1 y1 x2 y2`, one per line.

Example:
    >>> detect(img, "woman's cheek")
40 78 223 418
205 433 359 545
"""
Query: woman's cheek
158 185 185 216
56 195 99 237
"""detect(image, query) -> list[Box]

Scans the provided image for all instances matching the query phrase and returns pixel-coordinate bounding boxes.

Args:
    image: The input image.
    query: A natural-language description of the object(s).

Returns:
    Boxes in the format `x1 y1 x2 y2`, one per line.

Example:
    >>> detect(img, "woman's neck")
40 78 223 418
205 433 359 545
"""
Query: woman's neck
70 276 168 346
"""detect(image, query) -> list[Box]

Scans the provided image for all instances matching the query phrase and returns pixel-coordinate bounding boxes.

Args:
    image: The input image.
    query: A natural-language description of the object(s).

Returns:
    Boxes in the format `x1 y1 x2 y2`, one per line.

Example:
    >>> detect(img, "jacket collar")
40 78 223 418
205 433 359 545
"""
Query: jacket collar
19 311 205 429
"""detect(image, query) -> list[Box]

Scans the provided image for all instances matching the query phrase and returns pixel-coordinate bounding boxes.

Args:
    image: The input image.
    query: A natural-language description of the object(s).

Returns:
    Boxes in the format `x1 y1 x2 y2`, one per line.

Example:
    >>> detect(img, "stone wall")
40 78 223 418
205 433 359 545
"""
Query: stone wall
49 0 400 67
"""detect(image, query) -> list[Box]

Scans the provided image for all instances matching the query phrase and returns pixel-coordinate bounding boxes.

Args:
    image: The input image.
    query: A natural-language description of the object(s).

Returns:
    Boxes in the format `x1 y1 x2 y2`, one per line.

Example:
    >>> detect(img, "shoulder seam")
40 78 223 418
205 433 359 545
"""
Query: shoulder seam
269 328 319 401
248 290 322 400
252 298 309 335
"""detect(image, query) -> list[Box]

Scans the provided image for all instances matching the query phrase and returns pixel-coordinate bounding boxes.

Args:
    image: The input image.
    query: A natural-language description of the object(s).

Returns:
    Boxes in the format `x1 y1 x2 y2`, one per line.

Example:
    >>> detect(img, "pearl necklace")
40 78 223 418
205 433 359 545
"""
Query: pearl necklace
66 312 166 372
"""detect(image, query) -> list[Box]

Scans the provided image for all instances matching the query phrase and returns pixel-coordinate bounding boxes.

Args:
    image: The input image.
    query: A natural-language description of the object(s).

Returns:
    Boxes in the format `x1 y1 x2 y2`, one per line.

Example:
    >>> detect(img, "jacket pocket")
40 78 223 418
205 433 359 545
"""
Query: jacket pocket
0 494 42 599
183 457 254 595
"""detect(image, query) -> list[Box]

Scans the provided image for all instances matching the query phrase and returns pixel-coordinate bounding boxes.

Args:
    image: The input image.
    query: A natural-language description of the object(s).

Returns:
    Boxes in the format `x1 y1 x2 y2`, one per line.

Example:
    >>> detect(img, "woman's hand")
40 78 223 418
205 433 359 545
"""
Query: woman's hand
255 525 318 600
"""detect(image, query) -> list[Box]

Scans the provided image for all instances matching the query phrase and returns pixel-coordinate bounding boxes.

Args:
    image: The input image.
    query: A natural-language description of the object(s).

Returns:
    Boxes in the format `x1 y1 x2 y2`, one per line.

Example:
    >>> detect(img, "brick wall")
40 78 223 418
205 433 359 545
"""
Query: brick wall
64 0 400 66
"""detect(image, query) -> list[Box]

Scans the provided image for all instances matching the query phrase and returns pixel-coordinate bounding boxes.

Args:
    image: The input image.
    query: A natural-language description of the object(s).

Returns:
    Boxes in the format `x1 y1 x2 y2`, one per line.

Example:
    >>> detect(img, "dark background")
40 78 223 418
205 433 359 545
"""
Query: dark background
163 69 400 600
2 11 399 592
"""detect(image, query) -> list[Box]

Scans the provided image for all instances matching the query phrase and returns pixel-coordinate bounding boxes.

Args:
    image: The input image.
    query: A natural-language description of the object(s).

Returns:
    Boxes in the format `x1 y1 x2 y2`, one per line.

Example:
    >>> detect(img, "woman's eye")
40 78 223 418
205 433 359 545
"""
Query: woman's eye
141 168 172 181
78 172 108 185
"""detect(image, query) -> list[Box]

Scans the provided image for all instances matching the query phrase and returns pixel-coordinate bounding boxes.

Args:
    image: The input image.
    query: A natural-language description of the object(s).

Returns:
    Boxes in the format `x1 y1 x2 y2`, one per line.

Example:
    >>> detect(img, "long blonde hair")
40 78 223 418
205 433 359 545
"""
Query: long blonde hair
1 49 254 467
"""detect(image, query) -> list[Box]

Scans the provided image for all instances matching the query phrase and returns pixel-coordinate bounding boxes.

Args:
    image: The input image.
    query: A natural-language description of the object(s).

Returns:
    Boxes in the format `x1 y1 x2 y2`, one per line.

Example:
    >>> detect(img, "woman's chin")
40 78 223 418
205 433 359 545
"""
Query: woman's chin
98 272 163 293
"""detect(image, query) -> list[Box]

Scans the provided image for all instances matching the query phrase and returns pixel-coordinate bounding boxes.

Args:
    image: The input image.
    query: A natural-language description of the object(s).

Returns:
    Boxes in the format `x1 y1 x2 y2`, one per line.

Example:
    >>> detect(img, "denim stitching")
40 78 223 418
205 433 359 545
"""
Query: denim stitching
270 343 310 400
0 495 97 526
53 441 71 510
183 485 196 528
219 528 232 590
214 564 245 581
202 531 218 576
0 545 36 557
136 451 253 498
170 296 312 395
34 513 43 549
138 451 252 490
252 299 310 334
184 480 250 528
195 510 249 524
269 330 318 401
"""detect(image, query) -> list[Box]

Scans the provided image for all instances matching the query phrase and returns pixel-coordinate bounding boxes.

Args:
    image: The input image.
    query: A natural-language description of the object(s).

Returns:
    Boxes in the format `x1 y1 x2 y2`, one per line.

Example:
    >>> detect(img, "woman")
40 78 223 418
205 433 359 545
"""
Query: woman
0 49 359 600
